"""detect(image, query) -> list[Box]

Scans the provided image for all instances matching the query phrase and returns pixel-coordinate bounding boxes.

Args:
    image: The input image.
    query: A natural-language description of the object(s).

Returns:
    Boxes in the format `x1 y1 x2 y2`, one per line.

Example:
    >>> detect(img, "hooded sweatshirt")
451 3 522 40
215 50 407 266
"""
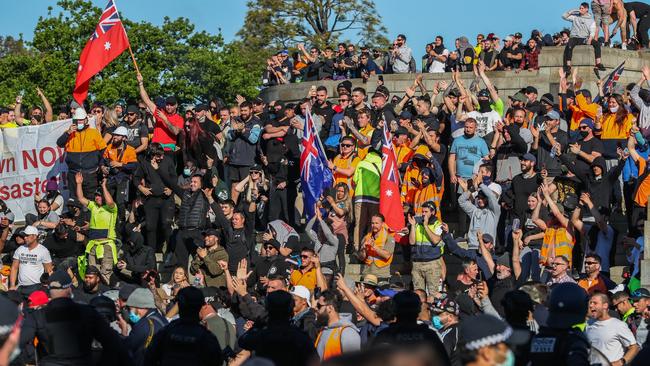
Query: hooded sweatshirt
458 183 501 249
560 154 624 210
562 9 596 39
267 220 300 247
315 315 361 359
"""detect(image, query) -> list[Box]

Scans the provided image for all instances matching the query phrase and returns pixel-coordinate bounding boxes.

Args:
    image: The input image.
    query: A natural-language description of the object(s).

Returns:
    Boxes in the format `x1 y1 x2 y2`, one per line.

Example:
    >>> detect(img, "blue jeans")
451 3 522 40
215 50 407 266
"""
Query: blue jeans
520 247 542 282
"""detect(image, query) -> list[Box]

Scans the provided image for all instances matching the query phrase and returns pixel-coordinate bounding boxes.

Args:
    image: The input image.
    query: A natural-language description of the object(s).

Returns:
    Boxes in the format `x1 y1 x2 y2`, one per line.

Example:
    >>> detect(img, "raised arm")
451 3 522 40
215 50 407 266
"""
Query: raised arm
101 178 115 209
136 72 156 113
511 230 522 280
477 61 500 102
75 172 90 207
35 88 53 122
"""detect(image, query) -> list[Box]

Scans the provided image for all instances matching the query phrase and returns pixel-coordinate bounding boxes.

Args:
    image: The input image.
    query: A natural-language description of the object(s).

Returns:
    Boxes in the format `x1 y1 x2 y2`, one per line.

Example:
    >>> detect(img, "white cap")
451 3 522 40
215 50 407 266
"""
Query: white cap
290 285 311 307
23 226 39 236
609 284 626 294
112 126 128 137
72 108 87 120
488 182 502 197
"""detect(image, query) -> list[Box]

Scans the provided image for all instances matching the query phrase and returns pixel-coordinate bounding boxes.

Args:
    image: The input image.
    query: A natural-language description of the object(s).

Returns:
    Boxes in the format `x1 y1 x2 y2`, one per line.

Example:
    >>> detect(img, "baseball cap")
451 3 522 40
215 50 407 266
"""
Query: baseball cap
505 35 514 42
631 288 650 300
112 126 128 137
496 252 511 268
195 104 209 112
290 285 312 307
546 110 560 120
394 127 409 136
126 105 139 114
478 89 490 98
48 270 73 290
23 226 38 236
432 297 460 316
202 228 221 237
118 284 137 301
165 96 178 105
460 314 529 350
85 265 101 276
28 290 49 308
45 179 59 192
399 110 413 120
514 32 523 38
359 274 379 287
482 233 494 244
520 152 537 163
126 288 156 309
509 92 527 103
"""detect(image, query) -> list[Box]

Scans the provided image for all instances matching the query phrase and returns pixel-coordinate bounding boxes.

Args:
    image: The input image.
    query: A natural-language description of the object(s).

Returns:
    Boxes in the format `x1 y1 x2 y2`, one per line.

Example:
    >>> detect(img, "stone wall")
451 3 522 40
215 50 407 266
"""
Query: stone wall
259 46 650 103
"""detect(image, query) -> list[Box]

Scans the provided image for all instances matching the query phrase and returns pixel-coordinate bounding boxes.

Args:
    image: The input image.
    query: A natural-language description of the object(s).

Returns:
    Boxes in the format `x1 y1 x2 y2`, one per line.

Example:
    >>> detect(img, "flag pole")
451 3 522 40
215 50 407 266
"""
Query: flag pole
127 43 141 75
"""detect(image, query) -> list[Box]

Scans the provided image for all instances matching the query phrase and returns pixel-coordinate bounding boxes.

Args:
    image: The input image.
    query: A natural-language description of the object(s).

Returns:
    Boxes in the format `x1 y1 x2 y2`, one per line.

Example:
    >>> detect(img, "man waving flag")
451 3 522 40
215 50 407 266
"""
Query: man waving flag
300 109 333 219
73 0 130 104
380 121 405 231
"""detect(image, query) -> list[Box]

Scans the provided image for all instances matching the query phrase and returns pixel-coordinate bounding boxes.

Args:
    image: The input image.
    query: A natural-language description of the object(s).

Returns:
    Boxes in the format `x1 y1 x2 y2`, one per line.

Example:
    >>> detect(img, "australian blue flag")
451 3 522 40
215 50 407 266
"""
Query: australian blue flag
300 109 333 219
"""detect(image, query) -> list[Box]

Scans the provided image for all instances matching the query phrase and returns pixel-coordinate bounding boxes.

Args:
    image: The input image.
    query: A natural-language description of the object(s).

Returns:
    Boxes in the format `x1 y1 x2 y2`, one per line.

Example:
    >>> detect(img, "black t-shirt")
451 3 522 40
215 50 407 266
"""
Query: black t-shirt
372 323 451 364
537 130 568 177
511 173 543 221
199 119 221 138
626 1 650 18
575 137 604 172
42 230 81 259
121 121 149 150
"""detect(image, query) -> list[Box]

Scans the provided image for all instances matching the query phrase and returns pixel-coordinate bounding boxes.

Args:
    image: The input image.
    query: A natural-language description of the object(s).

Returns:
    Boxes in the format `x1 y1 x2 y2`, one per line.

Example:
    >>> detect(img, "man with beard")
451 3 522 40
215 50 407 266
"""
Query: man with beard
73 265 109 304
568 119 603 173
428 36 449 73
42 224 82 268
577 253 616 295
312 86 335 141
314 290 360 361
290 285 318 341
115 231 156 285
120 105 149 155
457 174 501 250
137 72 183 154
370 92 397 127
190 228 229 288
102 126 138 233
586 293 639 365
532 111 568 178
408 203 445 296
506 153 542 223
226 101 262 198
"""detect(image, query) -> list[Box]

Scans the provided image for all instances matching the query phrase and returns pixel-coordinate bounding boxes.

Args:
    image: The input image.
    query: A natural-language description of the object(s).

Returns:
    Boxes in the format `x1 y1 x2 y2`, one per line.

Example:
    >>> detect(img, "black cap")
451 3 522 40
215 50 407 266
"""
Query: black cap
399 110 413 120
85 265 101 276
250 164 263 172
195 104 209 112
514 32 523 38
165 96 178 105
126 105 139 114
460 314 530 350
478 89 490 98
394 127 409 136
0 294 19 337
118 284 137 301
48 270 73 289
631 288 650 300
524 86 538 95
541 93 554 105
202 228 221 237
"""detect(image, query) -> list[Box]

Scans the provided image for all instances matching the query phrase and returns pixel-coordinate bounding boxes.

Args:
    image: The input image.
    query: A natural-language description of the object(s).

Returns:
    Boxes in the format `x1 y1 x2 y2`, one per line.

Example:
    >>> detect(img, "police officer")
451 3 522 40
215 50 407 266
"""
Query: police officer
20 270 132 366
529 282 590 366
144 286 223 366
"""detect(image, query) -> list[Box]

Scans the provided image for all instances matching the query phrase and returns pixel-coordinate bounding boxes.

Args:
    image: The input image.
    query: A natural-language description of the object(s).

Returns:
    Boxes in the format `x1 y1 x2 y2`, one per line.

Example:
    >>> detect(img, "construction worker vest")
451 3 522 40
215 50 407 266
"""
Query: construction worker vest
315 325 351 360
363 227 393 268
540 227 574 266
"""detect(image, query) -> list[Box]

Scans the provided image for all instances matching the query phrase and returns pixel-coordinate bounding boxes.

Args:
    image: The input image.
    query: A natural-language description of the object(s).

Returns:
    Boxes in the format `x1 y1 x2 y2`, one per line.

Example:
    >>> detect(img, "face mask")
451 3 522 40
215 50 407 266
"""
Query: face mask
464 132 475 139
128 311 141 324
76 122 85 131
478 100 492 112
609 106 619 113
579 130 589 139
432 315 444 330
183 168 192 177
496 349 515 366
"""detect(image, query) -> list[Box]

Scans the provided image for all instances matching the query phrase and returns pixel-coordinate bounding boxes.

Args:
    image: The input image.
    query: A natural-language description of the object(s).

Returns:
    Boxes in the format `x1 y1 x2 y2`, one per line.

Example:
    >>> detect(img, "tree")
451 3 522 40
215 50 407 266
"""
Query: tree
237 0 389 51
0 0 259 111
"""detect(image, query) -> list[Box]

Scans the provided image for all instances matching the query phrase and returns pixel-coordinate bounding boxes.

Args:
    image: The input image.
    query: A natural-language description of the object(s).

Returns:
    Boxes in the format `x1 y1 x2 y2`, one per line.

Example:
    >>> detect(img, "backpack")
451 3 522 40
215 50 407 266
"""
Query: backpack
408 56 417 73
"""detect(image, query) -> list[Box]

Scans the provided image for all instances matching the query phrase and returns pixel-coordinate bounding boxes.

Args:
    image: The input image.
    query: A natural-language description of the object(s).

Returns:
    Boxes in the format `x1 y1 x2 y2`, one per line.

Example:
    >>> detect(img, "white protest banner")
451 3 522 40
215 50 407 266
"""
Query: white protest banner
0 118 95 222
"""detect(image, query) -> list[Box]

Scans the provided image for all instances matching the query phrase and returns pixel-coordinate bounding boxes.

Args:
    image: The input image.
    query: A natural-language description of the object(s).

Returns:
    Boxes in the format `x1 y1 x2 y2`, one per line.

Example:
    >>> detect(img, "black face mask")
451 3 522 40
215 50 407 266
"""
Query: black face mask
579 130 589 139
464 132 475 139
478 100 492 112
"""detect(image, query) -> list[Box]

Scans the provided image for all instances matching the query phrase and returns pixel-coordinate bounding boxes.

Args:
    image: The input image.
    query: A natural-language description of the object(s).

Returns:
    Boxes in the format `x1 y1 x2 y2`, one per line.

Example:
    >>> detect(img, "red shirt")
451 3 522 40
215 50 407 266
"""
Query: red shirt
152 109 183 148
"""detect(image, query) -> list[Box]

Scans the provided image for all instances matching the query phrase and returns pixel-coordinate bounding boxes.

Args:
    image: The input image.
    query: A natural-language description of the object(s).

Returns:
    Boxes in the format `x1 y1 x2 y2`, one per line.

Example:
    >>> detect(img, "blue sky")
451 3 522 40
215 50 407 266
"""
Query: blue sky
1 0 574 55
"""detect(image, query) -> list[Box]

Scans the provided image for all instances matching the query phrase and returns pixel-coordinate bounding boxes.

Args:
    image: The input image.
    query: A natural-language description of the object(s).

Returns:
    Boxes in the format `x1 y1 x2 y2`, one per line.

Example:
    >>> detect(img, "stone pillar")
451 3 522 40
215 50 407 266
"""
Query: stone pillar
642 203 650 288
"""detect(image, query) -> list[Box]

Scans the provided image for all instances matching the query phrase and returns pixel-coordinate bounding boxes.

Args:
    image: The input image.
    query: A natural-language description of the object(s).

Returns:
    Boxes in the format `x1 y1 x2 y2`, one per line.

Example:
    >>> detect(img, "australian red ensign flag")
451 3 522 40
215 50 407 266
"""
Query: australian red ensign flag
73 0 130 104
380 121 405 231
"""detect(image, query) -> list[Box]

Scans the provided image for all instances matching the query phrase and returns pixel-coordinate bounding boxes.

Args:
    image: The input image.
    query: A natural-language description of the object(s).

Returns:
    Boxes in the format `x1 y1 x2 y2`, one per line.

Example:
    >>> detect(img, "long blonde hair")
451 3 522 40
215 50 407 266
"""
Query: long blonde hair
103 107 120 129
245 170 268 203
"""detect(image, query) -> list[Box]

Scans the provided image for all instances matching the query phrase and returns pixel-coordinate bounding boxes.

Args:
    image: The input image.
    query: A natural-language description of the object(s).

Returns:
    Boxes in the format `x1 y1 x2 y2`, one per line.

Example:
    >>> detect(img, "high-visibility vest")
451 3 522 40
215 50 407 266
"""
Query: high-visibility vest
363 227 393 268
315 325 351 360
413 183 444 221
540 227 574 266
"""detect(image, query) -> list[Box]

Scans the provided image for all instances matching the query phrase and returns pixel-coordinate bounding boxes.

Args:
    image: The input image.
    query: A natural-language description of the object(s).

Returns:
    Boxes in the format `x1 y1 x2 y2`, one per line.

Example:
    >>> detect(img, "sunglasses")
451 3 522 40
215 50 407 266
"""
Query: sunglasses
264 245 275 250
551 262 566 267
127 112 137 116
92 109 102 114
338 99 350 102
579 126 590 130
300 255 311 259
340 143 354 148
585 261 599 265
315 302 327 310
250 171 261 175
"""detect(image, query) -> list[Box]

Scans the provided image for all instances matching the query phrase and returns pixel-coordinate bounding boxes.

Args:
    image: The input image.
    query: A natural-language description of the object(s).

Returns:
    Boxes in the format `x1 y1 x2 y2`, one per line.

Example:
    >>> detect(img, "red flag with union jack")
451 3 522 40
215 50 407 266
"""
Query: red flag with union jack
73 0 130 104
380 121 405 231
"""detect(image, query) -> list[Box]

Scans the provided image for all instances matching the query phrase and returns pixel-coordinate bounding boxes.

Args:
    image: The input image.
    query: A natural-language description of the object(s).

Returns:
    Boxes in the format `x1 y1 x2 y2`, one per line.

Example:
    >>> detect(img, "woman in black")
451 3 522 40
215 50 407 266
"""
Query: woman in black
181 117 217 171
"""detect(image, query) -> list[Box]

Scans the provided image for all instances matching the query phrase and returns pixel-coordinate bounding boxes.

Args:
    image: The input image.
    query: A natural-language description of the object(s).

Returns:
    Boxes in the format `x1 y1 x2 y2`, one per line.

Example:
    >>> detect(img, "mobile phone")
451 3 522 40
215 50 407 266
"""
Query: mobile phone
512 218 520 231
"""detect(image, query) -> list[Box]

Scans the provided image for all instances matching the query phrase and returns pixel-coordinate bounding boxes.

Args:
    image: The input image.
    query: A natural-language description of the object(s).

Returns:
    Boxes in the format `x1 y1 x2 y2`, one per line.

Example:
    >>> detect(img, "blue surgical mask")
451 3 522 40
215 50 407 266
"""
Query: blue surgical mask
128 311 141 324
432 315 444 330
76 122 85 131
183 168 192 177
496 349 515 366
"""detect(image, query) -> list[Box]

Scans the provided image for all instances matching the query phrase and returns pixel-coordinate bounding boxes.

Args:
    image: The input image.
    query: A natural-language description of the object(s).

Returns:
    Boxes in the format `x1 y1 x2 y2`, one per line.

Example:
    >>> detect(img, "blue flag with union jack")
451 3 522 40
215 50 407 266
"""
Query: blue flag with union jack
300 110 333 219
603 61 625 96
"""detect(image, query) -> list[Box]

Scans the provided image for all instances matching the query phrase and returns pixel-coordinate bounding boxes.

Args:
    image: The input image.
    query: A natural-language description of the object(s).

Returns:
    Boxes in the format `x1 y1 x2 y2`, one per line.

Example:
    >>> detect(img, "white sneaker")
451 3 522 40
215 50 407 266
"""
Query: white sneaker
622 43 627 50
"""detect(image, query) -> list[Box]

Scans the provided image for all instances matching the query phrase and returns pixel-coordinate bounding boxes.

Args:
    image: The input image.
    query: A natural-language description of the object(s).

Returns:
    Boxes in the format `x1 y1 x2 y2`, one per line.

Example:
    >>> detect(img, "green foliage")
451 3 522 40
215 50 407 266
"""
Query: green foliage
237 0 389 52
0 0 260 110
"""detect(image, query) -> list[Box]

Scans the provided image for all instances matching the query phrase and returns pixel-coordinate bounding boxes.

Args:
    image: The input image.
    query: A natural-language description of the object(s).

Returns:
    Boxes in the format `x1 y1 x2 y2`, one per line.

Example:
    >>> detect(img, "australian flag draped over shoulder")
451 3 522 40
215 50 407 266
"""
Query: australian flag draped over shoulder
300 109 333 219
603 61 625 96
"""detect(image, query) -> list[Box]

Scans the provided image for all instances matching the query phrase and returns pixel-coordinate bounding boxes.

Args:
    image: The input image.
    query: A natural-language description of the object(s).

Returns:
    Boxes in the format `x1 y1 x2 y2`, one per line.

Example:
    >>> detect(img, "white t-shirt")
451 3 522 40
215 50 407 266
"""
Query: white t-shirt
586 317 637 364
428 49 449 73
467 110 501 137
13 244 52 287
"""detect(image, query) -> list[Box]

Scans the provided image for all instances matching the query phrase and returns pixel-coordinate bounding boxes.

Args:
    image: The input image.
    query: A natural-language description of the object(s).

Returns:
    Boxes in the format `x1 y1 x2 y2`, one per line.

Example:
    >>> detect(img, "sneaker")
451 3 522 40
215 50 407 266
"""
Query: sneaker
595 63 606 71
622 43 628 50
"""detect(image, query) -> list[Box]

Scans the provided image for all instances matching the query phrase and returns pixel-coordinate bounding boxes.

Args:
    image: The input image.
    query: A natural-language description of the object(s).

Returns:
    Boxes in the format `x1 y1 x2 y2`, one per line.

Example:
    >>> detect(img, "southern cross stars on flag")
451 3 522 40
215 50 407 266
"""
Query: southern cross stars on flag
380 120 405 231
73 0 130 104
300 109 333 219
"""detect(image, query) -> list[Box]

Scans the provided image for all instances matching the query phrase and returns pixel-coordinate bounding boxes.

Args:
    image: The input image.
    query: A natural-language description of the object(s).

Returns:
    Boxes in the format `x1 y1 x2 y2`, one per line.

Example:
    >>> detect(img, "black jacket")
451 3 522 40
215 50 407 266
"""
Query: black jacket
20 297 132 366
212 201 255 272
238 320 318 366
144 318 222 366
560 154 624 210
160 173 210 230
133 156 177 197
117 231 156 284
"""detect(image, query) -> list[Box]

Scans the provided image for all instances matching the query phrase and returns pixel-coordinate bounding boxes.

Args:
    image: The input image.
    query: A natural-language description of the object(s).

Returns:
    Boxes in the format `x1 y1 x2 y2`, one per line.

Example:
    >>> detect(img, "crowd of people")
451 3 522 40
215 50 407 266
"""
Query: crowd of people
263 1 650 86
2 1 650 366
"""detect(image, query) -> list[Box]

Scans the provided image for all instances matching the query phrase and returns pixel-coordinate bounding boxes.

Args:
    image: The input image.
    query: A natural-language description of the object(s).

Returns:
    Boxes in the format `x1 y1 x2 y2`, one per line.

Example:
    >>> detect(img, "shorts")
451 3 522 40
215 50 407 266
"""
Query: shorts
228 164 251 182
592 1 612 25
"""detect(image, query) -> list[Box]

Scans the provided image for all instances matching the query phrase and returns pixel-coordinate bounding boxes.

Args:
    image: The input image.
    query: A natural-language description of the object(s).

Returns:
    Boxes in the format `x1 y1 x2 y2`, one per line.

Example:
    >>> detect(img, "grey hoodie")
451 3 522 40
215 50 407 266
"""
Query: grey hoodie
267 220 300 247
315 316 360 359
458 183 501 249
562 9 596 39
